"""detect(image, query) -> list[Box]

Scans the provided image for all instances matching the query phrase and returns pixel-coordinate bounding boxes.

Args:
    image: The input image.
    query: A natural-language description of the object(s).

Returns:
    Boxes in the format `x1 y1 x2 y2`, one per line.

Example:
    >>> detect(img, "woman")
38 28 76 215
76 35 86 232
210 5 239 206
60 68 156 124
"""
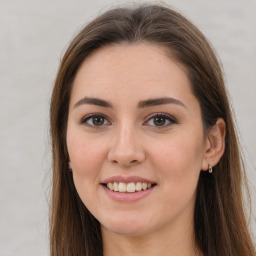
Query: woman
49 3 255 256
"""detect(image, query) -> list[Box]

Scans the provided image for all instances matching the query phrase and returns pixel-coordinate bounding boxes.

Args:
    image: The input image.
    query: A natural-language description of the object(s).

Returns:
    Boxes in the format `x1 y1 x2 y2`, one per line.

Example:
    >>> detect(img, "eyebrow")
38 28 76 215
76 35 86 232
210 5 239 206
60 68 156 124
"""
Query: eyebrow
73 96 186 109
138 97 186 108
73 97 113 108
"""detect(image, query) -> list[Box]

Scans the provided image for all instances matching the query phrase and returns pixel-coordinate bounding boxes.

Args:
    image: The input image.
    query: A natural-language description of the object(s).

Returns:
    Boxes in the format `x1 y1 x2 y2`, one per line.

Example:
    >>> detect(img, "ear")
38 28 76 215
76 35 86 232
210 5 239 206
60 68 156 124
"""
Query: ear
201 118 226 171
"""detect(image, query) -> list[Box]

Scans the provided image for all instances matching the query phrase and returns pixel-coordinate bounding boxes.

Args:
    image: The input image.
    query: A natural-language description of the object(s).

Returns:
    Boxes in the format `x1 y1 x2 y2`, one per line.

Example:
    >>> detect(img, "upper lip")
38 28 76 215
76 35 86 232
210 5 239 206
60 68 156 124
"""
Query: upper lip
101 176 157 184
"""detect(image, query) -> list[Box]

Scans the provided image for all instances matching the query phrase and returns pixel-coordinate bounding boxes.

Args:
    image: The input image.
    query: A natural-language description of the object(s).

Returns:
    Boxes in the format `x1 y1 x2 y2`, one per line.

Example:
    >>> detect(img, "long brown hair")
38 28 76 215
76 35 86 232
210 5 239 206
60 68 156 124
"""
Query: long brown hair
50 3 255 256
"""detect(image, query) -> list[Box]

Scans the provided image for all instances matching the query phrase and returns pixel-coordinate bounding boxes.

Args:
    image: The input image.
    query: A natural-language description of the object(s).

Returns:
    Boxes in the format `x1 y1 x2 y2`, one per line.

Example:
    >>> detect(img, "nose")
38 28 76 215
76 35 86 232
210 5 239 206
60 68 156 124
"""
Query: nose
107 124 146 167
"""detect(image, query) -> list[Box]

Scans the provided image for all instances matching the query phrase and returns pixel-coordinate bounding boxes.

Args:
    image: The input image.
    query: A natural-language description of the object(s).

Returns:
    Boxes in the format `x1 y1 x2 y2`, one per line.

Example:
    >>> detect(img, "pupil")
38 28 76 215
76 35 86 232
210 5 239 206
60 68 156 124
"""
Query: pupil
154 116 165 126
93 116 104 125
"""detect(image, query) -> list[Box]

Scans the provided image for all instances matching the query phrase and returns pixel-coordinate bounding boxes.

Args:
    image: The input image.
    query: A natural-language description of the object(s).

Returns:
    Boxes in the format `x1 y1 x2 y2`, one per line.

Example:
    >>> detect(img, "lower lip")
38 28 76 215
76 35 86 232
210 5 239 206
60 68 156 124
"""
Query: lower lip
102 185 156 202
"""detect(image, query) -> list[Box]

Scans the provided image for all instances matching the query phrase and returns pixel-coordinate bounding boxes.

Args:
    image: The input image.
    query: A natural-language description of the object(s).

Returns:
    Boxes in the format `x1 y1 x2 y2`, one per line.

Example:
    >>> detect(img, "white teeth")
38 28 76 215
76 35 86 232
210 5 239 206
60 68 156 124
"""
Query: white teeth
127 182 135 193
106 181 154 193
108 183 114 191
142 183 148 190
113 182 118 192
118 182 127 192
135 182 142 191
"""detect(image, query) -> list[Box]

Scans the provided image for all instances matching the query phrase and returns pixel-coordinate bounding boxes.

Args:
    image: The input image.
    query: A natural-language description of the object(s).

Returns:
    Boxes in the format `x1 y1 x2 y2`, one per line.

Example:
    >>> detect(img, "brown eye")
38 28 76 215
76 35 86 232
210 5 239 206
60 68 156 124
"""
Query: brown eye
153 116 167 126
92 116 105 126
82 114 110 127
145 113 176 127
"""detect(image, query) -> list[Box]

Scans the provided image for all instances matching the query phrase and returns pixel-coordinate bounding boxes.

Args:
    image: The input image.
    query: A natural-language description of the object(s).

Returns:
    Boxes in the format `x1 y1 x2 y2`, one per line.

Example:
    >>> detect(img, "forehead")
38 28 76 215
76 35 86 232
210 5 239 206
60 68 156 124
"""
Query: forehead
70 43 194 106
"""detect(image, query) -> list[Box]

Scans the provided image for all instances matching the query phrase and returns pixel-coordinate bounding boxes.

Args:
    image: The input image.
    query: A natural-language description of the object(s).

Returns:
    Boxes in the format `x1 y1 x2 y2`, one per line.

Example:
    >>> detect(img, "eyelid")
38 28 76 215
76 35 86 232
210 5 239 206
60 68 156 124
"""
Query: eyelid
80 112 177 128
81 113 111 127
143 112 177 127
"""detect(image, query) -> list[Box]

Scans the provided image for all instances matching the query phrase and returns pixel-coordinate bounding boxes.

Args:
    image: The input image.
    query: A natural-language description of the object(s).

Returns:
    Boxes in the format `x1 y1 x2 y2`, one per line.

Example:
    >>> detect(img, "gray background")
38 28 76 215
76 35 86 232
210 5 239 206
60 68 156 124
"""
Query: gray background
0 0 255 255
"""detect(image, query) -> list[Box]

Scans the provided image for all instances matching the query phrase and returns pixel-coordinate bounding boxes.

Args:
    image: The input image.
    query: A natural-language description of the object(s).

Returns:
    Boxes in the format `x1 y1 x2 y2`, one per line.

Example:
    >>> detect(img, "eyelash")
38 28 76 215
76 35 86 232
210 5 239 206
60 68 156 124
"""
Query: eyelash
144 112 177 127
81 113 110 128
81 112 177 128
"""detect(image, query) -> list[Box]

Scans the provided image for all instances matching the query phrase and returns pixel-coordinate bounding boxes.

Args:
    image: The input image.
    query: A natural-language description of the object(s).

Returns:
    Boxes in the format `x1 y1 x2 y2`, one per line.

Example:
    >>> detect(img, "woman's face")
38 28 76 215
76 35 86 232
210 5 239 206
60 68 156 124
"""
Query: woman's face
67 43 209 237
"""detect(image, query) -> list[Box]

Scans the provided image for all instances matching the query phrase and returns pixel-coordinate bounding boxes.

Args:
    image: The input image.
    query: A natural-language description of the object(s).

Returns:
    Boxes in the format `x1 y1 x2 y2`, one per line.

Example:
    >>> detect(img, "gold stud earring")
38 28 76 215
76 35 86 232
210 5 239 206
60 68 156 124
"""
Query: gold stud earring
209 165 213 173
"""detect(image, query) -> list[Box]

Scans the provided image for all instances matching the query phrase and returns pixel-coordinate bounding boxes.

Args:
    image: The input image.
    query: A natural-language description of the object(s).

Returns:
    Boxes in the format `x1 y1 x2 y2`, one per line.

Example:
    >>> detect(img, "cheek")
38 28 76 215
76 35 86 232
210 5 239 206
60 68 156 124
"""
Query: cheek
150 131 204 189
66 129 107 185
67 132 109 211
147 133 204 219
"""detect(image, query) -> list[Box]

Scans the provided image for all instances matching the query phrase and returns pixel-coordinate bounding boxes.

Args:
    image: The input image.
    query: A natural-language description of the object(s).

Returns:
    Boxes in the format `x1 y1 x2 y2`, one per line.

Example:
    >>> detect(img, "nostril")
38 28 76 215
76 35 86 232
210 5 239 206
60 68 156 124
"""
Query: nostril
110 158 139 166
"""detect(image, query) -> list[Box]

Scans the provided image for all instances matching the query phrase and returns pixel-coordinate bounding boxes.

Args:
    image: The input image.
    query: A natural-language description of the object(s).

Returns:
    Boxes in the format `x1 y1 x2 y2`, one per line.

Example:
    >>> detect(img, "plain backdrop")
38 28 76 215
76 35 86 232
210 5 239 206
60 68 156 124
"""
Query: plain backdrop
0 0 255 255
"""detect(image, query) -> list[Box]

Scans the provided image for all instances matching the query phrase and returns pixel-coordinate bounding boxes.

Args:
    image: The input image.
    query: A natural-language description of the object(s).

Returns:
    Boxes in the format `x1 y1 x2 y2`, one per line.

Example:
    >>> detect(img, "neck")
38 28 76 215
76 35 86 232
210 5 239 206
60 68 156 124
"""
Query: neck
102 213 202 256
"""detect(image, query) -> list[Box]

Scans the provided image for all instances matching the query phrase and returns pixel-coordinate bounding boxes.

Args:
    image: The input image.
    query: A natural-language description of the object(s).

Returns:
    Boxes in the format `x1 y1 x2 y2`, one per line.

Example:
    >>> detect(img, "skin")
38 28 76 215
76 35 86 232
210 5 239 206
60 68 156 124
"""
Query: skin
66 43 225 256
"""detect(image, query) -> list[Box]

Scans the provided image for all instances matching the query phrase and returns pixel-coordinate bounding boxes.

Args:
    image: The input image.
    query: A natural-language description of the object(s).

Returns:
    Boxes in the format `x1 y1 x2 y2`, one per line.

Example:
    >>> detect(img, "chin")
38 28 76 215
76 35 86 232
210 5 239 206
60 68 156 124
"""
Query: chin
103 224 150 237
100 215 153 237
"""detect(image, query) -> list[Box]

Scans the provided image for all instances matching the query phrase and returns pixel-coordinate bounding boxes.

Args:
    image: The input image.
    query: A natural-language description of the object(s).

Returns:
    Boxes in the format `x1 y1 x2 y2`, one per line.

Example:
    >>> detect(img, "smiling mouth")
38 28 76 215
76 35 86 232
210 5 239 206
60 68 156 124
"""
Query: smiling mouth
103 182 156 193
